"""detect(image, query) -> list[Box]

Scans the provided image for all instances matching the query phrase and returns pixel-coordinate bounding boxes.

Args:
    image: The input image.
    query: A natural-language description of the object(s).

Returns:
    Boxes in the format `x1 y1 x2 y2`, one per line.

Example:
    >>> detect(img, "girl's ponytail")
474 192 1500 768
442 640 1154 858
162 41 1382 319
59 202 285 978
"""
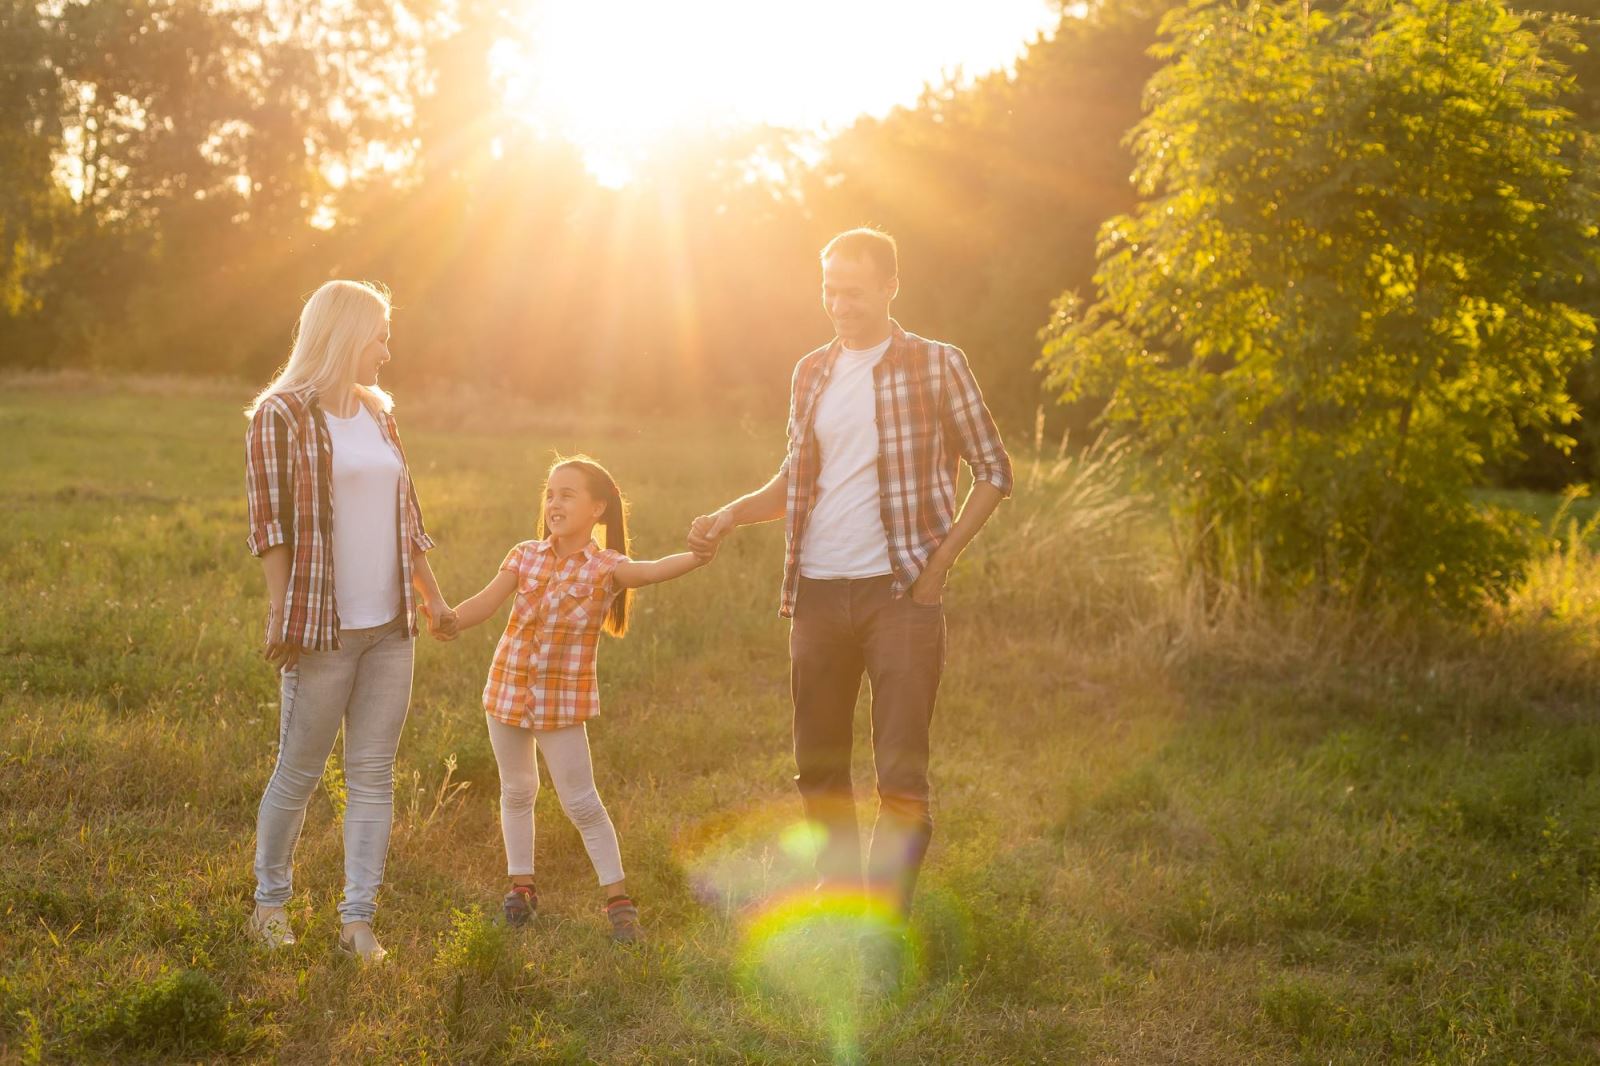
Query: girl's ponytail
547 455 632 637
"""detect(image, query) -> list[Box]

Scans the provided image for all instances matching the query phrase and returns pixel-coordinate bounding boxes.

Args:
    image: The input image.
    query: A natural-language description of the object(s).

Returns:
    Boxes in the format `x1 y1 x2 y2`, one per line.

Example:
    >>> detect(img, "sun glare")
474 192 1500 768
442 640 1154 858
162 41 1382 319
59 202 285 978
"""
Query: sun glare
498 0 1061 186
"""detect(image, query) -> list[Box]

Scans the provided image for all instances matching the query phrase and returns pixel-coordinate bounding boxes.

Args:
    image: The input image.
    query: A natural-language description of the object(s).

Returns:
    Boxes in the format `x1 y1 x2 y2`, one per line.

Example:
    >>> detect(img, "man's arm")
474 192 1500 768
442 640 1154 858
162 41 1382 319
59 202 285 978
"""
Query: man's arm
688 469 787 551
908 346 1015 605
908 482 1005 604
690 357 807 552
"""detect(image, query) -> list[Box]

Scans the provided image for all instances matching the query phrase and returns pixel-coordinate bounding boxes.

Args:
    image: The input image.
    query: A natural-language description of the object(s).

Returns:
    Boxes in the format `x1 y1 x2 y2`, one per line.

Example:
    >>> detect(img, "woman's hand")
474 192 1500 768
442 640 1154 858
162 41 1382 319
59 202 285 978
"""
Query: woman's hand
263 606 300 671
424 599 459 641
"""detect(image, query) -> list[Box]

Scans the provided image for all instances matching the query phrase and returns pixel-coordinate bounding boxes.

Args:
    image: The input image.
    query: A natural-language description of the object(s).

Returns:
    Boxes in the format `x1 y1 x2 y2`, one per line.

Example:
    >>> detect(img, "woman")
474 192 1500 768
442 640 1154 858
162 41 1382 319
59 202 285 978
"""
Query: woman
243 279 454 961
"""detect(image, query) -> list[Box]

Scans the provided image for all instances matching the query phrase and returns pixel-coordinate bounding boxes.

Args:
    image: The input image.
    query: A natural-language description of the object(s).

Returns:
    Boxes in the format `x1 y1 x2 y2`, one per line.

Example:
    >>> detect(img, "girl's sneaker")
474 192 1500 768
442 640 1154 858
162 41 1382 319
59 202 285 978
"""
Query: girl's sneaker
503 884 538 927
605 895 642 943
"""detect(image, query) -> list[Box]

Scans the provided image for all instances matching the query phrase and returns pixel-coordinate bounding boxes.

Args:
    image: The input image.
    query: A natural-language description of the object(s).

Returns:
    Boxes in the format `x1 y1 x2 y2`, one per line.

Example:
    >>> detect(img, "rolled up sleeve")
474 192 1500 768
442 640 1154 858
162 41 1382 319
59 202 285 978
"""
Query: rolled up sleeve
407 478 436 554
943 345 1014 497
245 406 294 556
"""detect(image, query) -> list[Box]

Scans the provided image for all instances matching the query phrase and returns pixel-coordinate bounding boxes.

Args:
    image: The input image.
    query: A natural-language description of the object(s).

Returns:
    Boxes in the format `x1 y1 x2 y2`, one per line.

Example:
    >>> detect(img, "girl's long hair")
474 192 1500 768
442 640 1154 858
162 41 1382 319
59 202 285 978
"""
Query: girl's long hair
541 455 632 637
246 280 393 417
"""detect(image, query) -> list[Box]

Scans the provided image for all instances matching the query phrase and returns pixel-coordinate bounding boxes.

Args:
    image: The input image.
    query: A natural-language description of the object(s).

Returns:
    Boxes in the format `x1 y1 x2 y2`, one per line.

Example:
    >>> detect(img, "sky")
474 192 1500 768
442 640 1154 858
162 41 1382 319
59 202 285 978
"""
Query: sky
500 0 1066 185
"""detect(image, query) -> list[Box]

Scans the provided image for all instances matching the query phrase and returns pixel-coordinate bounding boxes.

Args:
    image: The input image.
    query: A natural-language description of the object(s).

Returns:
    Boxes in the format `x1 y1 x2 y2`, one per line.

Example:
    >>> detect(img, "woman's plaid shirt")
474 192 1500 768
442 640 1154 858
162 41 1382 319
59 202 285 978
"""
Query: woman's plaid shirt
244 387 436 650
777 322 1013 617
482 538 627 730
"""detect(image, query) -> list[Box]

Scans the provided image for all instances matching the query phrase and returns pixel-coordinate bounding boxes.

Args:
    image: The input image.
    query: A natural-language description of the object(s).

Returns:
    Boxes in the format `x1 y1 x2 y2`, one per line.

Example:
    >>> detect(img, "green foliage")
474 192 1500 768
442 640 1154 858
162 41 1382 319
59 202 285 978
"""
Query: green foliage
1041 0 1600 610
89 968 230 1055
434 908 510 984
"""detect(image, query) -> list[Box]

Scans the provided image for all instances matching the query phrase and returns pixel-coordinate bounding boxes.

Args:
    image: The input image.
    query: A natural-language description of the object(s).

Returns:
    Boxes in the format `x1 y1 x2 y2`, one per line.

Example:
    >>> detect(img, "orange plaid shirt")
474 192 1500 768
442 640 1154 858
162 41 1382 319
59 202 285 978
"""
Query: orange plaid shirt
483 538 627 730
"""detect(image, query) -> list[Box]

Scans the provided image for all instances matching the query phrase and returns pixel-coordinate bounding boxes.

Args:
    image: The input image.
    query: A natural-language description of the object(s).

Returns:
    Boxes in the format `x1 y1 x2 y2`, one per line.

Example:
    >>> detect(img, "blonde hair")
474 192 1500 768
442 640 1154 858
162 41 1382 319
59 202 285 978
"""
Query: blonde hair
246 280 393 417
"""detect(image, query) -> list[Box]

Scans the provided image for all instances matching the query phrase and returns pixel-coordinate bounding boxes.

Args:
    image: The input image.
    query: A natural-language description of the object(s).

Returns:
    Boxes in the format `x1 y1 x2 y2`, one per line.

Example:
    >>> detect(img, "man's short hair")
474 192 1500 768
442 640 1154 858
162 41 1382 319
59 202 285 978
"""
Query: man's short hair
820 228 898 281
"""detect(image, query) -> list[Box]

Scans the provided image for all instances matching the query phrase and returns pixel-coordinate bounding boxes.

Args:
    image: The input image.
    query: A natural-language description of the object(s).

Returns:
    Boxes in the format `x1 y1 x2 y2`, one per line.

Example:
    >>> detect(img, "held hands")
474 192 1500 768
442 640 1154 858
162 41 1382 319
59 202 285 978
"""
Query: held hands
688 510 735 560
423 599 459 641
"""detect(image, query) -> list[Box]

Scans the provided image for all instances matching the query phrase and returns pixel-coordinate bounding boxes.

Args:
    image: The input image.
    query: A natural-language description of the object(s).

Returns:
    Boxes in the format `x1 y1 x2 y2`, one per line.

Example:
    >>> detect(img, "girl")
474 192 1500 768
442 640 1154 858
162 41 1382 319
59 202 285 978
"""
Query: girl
243 279 453 962
447 455 713 942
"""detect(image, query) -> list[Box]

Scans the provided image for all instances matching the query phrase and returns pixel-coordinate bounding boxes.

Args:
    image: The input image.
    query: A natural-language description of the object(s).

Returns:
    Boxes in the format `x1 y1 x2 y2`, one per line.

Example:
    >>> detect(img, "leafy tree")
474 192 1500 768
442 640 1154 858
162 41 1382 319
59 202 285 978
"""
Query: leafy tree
1041 0 1600 610
812 2 1170 426
0 0 62 324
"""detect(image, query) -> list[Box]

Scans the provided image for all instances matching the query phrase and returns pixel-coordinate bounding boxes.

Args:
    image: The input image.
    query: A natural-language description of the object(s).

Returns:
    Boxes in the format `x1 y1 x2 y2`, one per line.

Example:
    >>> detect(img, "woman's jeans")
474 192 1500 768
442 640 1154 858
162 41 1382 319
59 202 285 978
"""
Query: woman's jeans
254 617 414 923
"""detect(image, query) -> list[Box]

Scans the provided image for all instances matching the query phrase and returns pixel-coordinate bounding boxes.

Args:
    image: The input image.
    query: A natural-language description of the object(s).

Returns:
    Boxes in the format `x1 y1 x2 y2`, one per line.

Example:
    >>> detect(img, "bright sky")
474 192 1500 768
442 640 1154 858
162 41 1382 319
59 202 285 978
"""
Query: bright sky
501 0 1064 185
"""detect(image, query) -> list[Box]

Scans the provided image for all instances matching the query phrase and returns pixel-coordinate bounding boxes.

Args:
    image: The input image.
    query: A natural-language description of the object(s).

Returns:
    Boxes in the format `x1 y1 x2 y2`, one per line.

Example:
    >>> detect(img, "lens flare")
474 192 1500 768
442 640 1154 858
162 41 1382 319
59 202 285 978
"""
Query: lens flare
736 888 918 1062
675 802 976 1058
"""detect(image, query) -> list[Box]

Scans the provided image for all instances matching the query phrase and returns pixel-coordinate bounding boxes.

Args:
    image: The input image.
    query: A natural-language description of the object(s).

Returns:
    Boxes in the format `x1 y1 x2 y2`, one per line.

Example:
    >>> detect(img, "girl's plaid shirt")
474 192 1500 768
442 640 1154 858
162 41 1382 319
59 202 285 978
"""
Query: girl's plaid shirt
482 538 627 730
777 321 1014 617
244 387 435 650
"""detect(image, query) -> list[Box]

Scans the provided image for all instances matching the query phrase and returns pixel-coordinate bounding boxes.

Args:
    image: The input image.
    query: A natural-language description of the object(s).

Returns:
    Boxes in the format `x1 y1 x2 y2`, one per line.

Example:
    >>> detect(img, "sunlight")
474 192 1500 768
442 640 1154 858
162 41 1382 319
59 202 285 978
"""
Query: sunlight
500 0 1060 186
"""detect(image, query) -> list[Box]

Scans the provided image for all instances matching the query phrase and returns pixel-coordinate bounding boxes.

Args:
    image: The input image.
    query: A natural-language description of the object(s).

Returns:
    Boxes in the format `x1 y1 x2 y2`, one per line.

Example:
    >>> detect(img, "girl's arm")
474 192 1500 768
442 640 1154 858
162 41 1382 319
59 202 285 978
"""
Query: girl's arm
613 552 709 590
451 569 519 631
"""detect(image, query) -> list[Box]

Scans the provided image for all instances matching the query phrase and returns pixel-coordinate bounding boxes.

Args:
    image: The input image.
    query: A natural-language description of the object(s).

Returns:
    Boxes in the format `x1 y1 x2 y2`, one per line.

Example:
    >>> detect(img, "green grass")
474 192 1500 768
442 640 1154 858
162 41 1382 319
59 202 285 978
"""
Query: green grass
4 379 1600 1063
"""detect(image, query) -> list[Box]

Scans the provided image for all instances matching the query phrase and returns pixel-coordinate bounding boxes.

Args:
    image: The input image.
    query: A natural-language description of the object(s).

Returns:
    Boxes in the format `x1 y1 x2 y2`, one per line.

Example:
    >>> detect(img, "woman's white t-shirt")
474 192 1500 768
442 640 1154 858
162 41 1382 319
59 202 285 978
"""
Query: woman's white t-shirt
325 403 404 628
798 337 895 580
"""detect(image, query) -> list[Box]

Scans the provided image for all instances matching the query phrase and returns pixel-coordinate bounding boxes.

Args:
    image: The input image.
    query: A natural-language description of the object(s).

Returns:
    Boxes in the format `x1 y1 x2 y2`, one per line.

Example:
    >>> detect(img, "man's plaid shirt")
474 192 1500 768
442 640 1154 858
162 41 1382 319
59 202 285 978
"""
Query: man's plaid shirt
778 321 1013 617
245 387 435 650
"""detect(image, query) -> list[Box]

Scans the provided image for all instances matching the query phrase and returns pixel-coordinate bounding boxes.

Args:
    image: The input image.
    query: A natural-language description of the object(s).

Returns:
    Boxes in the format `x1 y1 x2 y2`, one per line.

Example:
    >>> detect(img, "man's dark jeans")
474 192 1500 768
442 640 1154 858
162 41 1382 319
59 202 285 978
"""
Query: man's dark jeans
789 574 945 915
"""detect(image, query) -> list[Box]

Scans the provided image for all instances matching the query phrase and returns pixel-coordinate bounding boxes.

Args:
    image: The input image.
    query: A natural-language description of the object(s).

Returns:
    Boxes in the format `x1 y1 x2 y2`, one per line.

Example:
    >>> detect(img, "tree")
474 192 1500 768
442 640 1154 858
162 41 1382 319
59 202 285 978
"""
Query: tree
1040 0 1600 610
812 3 1170 428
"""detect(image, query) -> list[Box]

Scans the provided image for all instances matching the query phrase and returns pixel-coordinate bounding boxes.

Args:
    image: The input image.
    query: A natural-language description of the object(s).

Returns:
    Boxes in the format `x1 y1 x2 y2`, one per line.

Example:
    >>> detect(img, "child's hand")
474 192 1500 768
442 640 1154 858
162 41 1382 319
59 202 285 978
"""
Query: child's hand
427 601 459 641
691 537 719 564
688 511 734 555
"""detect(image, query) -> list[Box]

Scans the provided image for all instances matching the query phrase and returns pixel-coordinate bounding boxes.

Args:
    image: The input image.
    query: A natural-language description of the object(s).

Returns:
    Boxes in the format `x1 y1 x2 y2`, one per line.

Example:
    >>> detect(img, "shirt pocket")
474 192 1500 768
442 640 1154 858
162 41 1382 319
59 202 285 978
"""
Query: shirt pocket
553 581 602 630
511 575 546 624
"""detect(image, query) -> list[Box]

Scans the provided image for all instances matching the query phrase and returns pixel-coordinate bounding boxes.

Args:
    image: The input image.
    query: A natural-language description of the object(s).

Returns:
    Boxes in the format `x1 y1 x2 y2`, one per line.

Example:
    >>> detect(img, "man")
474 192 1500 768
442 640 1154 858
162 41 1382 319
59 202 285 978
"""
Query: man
689 228 1013 919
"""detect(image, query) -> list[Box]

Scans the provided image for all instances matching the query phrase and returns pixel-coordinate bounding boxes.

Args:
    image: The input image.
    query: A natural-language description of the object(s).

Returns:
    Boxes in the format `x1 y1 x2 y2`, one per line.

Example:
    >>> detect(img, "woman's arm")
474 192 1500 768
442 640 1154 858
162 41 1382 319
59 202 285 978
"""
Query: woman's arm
259 545 298 669
411 548 455 636
612 552 709 590
247 405 300 668
451 570 519 632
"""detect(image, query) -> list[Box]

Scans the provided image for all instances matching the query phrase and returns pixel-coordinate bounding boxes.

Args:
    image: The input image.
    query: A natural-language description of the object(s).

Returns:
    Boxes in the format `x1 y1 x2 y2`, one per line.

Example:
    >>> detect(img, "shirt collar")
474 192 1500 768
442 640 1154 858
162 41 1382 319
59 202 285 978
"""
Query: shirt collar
822 319 908 375
533 536 599 562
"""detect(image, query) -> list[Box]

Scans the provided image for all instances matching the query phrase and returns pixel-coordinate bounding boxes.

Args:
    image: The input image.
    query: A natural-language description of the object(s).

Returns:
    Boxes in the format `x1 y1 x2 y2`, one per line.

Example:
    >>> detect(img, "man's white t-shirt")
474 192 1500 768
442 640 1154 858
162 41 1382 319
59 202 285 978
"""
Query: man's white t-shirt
799 336 894 579
325 403 404 628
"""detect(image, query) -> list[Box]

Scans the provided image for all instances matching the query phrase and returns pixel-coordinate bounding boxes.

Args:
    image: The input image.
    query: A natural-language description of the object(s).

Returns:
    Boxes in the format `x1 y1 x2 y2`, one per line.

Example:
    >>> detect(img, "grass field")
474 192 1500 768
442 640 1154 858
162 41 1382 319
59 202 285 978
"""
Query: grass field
5 378 1600 1063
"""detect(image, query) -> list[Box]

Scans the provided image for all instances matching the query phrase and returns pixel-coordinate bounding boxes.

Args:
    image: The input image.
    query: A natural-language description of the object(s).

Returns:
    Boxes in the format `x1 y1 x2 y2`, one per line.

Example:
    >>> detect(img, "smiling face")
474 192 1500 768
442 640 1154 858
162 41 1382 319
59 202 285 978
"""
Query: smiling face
354 320 391 387
821 252 897 347
542 465 607 541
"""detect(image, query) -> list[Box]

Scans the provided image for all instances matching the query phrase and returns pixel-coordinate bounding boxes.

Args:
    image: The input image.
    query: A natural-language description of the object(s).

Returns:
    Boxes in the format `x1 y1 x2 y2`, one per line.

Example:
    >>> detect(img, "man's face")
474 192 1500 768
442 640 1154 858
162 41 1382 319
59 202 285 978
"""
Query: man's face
821 253 896 344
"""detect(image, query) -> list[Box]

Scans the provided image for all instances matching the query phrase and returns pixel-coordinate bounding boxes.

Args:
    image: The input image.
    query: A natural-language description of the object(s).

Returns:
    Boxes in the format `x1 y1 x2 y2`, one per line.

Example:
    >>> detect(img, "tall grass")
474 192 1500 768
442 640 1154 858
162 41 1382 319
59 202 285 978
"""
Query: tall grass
5 381 1600 1062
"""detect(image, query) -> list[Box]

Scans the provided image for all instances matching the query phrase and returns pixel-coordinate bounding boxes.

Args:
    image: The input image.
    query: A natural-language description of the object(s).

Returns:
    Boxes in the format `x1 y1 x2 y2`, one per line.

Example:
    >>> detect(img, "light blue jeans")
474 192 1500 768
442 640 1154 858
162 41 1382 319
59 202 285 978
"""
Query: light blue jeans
254 617 414 923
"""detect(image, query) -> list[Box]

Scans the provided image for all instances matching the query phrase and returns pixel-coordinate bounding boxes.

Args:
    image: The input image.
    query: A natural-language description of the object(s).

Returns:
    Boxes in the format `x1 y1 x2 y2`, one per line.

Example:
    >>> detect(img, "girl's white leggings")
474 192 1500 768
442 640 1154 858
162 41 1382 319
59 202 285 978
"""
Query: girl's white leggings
484 716 624 886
